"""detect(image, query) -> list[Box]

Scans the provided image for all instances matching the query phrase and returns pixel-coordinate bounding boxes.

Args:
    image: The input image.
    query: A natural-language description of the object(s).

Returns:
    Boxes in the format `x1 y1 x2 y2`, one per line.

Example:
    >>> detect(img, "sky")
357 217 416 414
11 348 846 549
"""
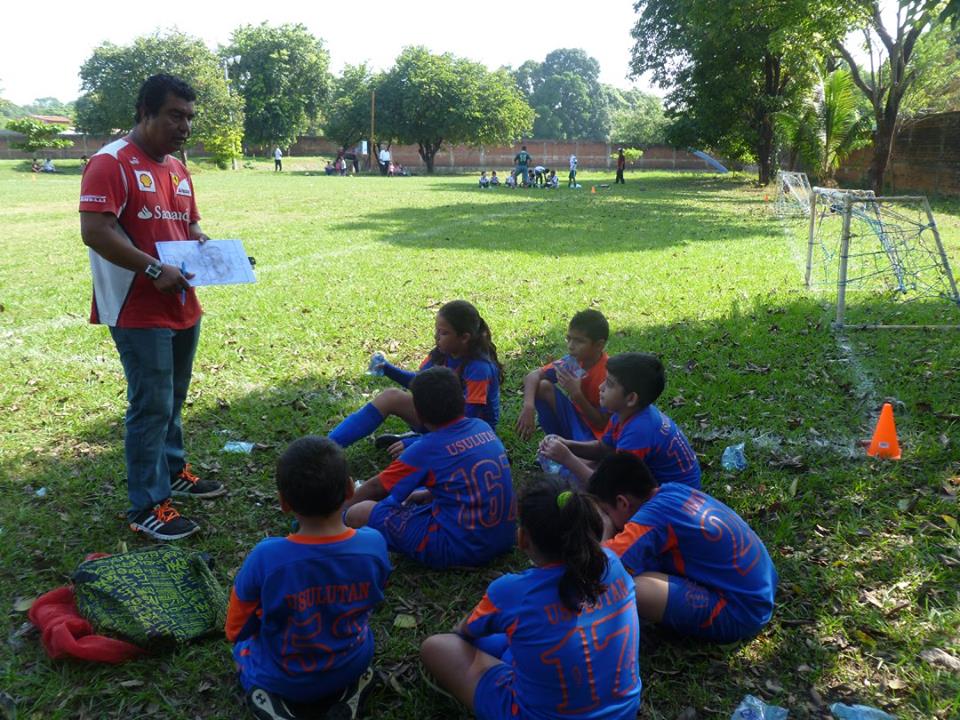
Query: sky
0 1 655 106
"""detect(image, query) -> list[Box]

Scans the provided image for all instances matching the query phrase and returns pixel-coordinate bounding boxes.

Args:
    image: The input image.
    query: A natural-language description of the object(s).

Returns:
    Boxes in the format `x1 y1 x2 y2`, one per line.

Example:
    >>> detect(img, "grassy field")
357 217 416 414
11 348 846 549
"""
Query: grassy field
1 157 959 719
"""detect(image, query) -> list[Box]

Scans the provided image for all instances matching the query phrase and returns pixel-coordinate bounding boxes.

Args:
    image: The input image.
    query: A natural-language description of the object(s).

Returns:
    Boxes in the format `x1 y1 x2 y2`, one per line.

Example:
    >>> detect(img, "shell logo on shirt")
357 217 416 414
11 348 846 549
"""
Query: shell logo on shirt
135 170 156 193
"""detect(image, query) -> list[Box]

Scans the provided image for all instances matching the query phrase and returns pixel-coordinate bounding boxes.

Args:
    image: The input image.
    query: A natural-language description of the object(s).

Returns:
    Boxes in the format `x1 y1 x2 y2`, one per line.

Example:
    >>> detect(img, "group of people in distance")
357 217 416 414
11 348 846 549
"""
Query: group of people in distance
479 147 580 191
227 300 779 720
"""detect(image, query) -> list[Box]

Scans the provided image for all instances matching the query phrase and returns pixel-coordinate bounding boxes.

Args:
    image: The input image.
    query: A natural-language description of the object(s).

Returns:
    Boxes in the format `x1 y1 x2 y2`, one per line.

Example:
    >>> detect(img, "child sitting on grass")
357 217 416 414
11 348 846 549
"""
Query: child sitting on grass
589 453 777 643
505 171 516 188
479 171 490 188
539 352 701 488
516 309 610 443
344 366 516 569
420 476 640 719
490 170 500 187
226 436 391 720
329 300 503 453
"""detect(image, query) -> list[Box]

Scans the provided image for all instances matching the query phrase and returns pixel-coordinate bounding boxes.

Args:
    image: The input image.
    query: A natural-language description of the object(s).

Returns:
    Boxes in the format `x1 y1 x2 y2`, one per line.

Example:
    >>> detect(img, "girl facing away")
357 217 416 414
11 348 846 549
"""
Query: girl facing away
329 300 504 452
421 476 642 720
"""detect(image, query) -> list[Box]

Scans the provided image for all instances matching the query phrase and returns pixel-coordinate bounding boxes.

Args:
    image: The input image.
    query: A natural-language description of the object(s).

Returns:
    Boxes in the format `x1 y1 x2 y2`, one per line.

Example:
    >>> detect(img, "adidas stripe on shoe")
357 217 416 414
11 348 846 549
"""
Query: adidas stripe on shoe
170 464 226 499
129 500 199 541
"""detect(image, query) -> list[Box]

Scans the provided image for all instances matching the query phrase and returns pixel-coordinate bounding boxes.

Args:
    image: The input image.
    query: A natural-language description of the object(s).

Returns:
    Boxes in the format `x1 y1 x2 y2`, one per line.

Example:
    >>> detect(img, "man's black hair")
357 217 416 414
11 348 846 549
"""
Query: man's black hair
276 435 350 517
587 452 657 504
410 366 465 426
605 352 665 408
135 74 197 124
569 309 609 343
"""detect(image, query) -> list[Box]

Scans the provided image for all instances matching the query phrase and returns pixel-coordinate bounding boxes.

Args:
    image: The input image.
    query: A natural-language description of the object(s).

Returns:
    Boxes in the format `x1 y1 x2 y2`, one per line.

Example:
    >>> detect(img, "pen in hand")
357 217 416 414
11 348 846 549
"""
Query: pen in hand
180 261 187 305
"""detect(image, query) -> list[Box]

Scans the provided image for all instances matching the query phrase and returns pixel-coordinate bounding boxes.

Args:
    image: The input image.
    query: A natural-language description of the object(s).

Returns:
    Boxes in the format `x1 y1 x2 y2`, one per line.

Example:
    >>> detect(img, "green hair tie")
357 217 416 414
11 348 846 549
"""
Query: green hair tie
557 490 573 509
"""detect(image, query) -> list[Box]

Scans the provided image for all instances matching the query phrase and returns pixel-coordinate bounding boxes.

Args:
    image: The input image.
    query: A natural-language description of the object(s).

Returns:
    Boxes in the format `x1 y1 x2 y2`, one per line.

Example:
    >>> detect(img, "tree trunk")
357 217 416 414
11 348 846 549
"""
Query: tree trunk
869 102 899 195
418 140 442 174
756 53 781 186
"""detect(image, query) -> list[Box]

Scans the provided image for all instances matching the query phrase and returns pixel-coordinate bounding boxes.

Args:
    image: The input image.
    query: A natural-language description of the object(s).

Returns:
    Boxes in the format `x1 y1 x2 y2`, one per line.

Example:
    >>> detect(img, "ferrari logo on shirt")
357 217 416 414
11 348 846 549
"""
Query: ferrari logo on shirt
135 170 156 193
173 174 192 197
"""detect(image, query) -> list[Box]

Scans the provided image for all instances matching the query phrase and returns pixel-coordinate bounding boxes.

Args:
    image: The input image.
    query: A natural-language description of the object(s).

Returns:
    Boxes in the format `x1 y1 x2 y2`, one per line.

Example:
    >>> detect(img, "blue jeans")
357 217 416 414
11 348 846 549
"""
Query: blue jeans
109 322 200 519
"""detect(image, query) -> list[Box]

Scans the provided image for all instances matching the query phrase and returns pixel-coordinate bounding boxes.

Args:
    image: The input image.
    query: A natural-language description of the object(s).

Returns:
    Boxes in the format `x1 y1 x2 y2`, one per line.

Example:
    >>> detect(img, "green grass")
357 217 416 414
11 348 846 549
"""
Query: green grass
1 156 959 719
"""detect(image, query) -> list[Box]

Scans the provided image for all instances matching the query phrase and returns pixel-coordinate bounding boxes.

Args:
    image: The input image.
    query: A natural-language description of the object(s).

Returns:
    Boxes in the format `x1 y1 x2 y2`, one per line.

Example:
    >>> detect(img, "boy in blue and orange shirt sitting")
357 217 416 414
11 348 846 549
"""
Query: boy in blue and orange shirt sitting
539 351 701 488
225 436 391 720
344 366 516 569
589 453 777 643
516 309 610 443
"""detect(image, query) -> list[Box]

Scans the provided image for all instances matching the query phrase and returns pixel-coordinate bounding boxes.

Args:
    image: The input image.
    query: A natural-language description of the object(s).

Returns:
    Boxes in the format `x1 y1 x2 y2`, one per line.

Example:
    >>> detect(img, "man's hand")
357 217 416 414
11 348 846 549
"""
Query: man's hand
189 223 209 245
152 264 193 294
386 441 404 459
515 405 537 441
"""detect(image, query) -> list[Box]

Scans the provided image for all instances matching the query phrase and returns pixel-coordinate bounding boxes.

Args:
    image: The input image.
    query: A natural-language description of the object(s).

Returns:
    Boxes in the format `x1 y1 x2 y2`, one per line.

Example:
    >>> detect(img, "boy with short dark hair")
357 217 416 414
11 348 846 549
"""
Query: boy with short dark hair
226 436 391 720
539 351 701 488
344 366 516 569
516 309 610 443
589 453 777 642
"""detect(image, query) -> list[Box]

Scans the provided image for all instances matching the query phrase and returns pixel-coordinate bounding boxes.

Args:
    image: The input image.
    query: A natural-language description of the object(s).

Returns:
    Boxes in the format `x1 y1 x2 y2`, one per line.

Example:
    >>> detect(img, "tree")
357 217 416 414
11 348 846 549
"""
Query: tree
21 97 75 120
607 87 668 146
223 23 331 148
512 49 611 140
630 0 853 185
324 64 377 151
76 31 244 167
6 117 73 154
377 47 534 173
834 0 954 193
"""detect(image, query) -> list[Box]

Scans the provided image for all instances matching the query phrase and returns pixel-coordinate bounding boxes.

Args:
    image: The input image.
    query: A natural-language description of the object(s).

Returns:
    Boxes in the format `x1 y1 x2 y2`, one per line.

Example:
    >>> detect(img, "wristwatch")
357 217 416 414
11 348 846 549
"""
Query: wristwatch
144 262 163 279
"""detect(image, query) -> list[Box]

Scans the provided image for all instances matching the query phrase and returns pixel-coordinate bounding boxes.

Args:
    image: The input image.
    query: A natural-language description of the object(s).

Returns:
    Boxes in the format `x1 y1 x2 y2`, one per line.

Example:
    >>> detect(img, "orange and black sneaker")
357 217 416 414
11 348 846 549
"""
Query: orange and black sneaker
129 499 199 541
170 464 226 499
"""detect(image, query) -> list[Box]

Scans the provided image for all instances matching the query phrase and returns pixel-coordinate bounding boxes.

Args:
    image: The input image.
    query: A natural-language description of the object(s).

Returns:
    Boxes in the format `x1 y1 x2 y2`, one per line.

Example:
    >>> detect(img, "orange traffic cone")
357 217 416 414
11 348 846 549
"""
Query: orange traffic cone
591 186 596 194
866 402 901 460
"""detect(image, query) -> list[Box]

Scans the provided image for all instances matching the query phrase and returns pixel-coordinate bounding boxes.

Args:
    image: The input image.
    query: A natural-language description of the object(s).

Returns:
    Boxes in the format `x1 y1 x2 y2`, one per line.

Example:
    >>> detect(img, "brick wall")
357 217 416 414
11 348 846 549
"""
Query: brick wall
835 112 960 198
0 131 720 173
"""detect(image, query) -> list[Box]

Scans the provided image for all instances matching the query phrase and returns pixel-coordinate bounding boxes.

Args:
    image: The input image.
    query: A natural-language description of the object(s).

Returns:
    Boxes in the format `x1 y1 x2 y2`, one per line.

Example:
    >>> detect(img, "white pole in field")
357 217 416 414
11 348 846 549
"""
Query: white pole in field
805 187 817 287
923 196 960 306
835 194 853 328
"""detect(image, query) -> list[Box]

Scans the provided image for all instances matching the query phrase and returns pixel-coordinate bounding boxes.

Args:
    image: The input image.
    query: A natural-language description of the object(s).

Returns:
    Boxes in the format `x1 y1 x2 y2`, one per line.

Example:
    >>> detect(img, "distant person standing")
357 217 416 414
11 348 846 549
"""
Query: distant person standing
615 148 626 184
378 146 391 175
273 146 283 172
514 145 531 187
79 73 226 540
569 153 578 187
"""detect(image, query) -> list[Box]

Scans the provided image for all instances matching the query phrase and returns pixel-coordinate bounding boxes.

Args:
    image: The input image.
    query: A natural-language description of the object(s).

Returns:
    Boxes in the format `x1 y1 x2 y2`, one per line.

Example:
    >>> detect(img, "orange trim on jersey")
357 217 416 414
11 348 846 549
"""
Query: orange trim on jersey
505 617 520 640
622 448 651 461
225 587 260 642
467 593 500 625
416 523 440 552
285 528 356 545
379 459 420 491
465 379 489 405
661 525 686 575
604 522 655 558
699 597 728 628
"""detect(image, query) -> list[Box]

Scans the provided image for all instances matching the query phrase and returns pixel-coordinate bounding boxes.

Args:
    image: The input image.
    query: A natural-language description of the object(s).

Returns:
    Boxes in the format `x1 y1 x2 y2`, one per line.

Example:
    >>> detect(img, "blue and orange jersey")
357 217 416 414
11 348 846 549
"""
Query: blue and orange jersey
378 416 515 566
225 528 391 698
602 405 701 488
605 484 777 628
540 353 609 438
419 352 501 428
462 549 641 720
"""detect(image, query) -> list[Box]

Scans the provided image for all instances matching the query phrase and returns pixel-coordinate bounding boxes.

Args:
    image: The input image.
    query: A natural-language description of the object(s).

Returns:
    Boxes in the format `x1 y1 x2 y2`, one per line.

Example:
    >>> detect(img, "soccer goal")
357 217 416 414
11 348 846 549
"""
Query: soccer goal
804 187 960 329
774 170 812 218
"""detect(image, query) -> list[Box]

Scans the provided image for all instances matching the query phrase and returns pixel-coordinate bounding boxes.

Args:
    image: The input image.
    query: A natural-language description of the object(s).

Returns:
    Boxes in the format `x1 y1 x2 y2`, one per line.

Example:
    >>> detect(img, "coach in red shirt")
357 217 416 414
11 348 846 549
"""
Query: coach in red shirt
80 74 225 541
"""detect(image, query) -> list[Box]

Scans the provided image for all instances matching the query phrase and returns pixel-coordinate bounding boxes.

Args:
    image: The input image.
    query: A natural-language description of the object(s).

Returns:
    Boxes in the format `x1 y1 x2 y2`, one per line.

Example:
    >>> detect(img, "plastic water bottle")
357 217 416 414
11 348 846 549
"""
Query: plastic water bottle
731 695 788 720
367 351 386 376
721 443 747 472
554 355 586 379
538 453 564 475
829 703 896 720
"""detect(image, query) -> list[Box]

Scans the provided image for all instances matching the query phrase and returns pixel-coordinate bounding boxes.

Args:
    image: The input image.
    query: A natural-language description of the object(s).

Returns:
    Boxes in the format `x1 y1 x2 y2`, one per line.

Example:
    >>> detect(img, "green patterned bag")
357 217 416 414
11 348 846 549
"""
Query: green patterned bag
73 545 227 647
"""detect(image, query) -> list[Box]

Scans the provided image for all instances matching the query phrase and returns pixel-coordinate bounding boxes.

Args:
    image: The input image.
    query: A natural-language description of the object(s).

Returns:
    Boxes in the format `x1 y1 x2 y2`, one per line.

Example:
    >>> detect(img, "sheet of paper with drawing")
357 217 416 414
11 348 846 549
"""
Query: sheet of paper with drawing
155 240 256 286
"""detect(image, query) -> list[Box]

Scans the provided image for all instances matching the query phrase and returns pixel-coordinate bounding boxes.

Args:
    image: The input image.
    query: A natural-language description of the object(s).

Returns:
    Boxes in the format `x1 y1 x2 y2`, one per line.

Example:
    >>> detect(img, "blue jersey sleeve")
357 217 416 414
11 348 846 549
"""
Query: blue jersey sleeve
233 541 267 602
381 361 416 387
604 519 663 576
378 444 434 501
462 575 517 638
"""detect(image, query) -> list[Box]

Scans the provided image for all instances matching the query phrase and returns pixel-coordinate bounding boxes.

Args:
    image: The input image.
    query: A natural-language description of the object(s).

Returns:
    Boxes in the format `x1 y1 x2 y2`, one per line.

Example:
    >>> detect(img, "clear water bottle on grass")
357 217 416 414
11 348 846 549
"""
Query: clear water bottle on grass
721 443 747 472
731 695 788 720
367 352 386 376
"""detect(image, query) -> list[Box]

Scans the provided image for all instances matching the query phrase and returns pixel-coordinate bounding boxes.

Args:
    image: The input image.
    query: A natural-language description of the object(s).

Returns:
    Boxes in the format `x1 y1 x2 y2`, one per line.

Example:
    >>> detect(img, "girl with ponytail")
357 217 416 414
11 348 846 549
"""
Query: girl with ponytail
329 300 502 453
421 476 641 719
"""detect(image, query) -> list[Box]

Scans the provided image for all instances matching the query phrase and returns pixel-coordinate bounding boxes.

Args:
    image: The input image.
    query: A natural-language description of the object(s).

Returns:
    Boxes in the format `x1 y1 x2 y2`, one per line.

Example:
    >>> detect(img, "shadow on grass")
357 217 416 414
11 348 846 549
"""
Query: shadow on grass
2 293 959 718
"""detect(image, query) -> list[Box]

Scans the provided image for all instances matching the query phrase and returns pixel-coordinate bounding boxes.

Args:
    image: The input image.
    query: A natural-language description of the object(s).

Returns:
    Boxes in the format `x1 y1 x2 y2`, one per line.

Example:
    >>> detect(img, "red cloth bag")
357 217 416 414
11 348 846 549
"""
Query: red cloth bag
28 586 145 664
